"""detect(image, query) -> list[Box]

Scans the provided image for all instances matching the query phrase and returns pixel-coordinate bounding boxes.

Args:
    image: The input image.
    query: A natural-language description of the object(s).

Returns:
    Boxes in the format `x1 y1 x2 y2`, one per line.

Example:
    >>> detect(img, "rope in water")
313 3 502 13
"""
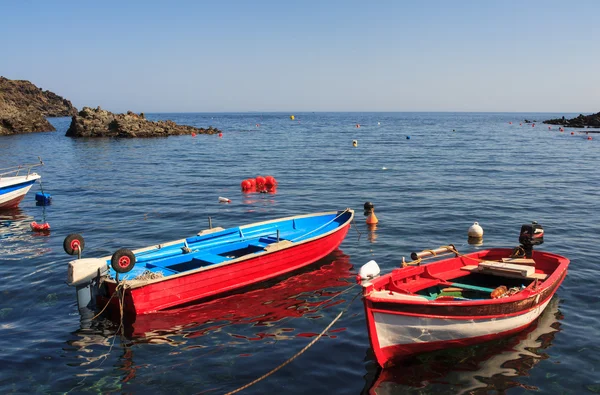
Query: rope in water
224 285 362 395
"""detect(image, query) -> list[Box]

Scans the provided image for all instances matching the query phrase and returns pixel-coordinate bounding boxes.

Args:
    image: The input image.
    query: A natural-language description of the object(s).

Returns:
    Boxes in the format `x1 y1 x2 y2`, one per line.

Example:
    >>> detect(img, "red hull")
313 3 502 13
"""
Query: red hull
361 248 569 367
0 194 26 209
105 220 351 314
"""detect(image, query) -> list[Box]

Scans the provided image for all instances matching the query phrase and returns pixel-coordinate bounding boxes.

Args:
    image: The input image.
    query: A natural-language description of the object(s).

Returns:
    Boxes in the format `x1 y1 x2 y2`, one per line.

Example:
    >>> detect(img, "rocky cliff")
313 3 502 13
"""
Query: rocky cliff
0 76 77 135
66 107 222 138
543 112 600 128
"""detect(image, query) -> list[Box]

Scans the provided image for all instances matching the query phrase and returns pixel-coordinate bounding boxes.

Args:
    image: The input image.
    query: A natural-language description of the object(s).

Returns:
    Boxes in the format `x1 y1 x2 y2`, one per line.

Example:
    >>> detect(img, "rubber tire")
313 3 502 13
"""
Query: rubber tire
111 248 136 273
63 233 85 256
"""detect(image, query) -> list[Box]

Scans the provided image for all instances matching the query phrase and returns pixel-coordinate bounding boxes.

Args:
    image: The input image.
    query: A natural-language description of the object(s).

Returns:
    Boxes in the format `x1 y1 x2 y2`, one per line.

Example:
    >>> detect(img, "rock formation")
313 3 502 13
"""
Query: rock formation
66 107 222 138
0 76 77 136
543 112 600 128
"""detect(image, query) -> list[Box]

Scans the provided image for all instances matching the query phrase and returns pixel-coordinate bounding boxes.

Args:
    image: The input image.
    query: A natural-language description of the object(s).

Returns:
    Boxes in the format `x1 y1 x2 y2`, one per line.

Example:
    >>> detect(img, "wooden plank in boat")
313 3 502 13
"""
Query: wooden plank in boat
461 263 548 280
264 240 293 252
501 257 536 266
478 261 535 277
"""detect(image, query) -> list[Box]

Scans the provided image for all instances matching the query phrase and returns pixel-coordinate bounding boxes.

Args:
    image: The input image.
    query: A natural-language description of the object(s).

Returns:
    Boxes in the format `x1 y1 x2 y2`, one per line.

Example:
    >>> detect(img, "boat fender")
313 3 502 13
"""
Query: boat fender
358 260 380 281
64 234 85 256
491 285 508 299
111 248 136 273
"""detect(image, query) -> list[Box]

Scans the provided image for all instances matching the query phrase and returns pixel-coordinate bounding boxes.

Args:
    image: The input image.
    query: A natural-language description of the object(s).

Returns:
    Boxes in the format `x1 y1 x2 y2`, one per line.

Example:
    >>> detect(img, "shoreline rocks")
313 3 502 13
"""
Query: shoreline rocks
66 107 222 138
543 112 600 128
0 76 77 136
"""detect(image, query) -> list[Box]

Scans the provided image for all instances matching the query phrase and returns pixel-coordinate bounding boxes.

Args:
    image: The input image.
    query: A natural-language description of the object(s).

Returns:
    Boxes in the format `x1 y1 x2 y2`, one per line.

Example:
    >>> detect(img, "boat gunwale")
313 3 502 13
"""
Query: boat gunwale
102 208 355 289
363 248 569 308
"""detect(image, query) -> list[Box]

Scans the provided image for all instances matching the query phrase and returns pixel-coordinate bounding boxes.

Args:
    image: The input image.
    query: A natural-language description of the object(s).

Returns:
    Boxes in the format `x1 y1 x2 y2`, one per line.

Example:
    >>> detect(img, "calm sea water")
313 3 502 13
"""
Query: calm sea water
0 112 598 394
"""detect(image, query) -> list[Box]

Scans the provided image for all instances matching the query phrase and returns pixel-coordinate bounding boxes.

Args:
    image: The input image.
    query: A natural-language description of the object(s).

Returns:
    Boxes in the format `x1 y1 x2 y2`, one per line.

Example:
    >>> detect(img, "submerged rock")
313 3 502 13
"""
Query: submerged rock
543 112 600 128
0 76 77 135
66 107 221 138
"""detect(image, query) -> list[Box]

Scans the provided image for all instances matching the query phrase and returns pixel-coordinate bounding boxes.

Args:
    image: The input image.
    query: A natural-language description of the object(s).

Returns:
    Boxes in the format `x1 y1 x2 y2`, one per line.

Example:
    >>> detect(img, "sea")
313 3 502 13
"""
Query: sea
0 112 598 394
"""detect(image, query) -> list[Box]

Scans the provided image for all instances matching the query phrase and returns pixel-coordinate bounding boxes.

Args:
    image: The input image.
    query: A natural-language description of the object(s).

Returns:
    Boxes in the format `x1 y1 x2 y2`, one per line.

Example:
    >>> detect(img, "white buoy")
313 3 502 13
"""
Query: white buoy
468 222 484 238
218 196 231 203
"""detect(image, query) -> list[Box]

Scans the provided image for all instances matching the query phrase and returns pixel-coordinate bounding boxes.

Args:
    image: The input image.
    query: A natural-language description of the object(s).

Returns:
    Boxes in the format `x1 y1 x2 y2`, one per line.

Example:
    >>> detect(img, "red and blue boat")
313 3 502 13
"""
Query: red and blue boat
0 160 42 209
358 222 569 367
65 209 354 316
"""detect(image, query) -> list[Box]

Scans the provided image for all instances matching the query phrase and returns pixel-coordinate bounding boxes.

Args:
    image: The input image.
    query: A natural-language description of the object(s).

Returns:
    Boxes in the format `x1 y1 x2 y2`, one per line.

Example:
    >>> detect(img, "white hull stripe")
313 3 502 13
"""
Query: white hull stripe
374 298 551 348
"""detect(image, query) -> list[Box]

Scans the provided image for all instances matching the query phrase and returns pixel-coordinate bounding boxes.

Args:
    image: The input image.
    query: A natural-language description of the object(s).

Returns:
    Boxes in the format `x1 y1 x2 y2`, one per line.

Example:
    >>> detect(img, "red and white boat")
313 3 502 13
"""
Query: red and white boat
0 160 42 209
358 222 569 367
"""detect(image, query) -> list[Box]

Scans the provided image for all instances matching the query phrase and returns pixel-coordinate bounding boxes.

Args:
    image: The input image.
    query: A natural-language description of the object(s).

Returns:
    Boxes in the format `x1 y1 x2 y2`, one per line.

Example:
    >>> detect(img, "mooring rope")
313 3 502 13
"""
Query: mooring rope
224 285 362 395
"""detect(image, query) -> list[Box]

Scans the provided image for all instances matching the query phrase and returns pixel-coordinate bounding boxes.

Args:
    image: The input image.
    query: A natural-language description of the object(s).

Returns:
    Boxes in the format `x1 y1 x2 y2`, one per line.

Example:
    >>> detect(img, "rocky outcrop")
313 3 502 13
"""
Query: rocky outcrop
0 76 77 135
543 112 600 128
0 98 55 135
66 107 222 138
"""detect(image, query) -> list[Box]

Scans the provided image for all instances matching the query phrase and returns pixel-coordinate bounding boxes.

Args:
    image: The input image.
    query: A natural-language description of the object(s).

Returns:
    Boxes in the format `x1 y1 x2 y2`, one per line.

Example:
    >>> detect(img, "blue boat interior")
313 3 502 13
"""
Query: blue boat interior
110 211 350 280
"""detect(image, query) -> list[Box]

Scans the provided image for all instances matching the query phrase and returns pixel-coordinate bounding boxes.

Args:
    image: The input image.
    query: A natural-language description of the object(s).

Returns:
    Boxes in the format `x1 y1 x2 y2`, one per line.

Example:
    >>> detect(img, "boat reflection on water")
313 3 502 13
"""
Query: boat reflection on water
104 249 354 343
365 296 563 394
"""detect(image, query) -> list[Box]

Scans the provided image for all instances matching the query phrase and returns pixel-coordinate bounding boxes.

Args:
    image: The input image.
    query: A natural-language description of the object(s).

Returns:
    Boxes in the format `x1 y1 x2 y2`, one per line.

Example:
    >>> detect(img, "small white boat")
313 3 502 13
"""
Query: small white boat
0 159 43 209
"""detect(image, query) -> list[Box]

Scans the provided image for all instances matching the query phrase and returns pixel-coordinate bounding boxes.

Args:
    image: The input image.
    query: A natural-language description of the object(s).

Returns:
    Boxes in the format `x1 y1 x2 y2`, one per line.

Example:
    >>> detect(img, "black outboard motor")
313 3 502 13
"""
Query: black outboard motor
518 221 544 258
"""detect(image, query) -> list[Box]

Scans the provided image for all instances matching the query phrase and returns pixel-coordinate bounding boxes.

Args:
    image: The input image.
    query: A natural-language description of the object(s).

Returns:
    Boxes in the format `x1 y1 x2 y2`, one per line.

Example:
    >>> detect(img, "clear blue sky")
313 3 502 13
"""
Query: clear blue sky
1 0 598 113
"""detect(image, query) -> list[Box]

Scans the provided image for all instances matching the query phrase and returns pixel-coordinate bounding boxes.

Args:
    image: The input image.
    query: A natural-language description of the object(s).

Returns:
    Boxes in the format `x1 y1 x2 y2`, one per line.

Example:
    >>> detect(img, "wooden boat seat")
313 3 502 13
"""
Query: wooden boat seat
461 262 548 280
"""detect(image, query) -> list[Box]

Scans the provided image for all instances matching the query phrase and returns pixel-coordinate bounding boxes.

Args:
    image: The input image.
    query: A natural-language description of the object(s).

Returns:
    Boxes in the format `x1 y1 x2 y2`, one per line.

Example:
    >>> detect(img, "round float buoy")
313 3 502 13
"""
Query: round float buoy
111 248 136 273
468 222 483 238
509 122 512 124
356 124 360 128
241 179 252 191
255 176 266 190
191 132 196 137
63 234 85 256
265 175 277 189
532 123 535 127
219 132 223 138
290 115 295 120
249 178 257 189
588 136 593 140
352 140 358 147
571 132 574 135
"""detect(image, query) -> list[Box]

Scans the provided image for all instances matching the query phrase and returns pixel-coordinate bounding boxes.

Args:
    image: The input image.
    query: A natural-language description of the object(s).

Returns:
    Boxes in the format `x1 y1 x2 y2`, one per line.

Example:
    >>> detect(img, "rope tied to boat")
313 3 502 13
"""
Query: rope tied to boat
224 284 361 395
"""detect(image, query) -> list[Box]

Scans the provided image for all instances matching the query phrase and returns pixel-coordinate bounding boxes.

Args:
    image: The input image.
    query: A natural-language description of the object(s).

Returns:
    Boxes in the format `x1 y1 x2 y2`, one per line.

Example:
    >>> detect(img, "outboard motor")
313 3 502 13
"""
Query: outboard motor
518 221 544 258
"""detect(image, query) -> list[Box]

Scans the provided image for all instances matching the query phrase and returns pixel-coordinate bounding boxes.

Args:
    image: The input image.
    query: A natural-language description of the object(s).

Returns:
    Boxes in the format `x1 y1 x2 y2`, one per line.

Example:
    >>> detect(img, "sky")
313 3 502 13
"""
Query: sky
1 0 598 113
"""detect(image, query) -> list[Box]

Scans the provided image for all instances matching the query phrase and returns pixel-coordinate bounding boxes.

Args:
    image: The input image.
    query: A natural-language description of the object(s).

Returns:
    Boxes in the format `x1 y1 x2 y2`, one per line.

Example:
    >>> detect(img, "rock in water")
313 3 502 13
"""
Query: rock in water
543 112 600 128
0 76 77 135
66 107 222 138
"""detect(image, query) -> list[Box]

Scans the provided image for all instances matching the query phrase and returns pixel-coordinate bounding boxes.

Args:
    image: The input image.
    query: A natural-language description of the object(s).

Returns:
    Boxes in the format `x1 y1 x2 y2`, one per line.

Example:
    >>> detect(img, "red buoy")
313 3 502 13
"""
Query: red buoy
255 176 266 189
588 136 593 140
30 221 50 231
241 180 252 191
191 132 196 137
219 132 223 138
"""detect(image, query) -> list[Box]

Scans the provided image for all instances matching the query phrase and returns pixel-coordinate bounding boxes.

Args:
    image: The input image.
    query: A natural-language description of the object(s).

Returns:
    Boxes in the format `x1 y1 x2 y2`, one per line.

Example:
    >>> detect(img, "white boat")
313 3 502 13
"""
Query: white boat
0 159 43 209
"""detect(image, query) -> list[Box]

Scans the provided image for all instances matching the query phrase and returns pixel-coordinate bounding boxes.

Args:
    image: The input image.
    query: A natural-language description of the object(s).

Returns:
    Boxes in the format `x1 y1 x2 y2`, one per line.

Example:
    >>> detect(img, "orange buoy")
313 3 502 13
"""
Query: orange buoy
219 132 223 138
366 211 378 225
191 132 196 137
255 176 266 189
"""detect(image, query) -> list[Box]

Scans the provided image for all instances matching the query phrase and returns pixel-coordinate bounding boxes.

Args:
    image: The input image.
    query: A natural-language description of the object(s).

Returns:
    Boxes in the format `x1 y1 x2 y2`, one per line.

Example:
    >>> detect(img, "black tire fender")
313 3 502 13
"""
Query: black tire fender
111 248 136 273
63 234 85 256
